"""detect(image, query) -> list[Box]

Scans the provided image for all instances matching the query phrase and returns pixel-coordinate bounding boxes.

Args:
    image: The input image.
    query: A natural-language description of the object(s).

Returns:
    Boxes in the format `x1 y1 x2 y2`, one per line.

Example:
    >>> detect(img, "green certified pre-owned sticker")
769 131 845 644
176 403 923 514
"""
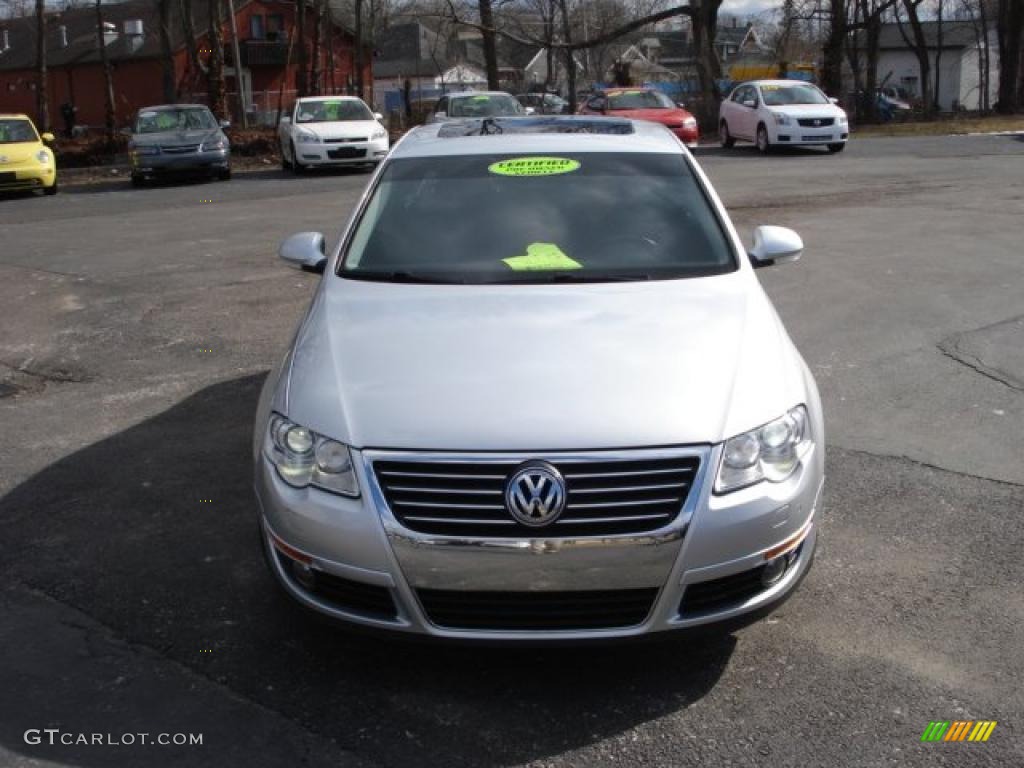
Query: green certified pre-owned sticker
488 157 581 177
503 243 582 271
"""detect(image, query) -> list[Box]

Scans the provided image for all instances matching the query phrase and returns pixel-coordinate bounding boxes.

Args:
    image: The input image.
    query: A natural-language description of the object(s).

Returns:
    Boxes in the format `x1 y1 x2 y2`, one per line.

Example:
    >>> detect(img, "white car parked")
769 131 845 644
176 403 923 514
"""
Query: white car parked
278 96 389 173
718 80 849 154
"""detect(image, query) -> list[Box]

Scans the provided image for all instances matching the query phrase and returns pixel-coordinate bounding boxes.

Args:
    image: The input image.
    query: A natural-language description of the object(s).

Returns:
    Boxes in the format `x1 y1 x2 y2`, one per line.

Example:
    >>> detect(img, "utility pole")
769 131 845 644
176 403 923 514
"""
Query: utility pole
226 0 248 126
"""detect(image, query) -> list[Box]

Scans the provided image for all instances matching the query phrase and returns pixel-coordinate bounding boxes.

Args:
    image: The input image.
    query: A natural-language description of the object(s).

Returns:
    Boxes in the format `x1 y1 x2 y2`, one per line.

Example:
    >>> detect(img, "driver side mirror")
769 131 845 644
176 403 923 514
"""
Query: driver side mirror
374 112 384 121
524 106 536 115
279 231 327 272
742 99 757 109
219 119 231 129
40 131 56 143
280 116 291 124
748 226 803 268
829 97 840 106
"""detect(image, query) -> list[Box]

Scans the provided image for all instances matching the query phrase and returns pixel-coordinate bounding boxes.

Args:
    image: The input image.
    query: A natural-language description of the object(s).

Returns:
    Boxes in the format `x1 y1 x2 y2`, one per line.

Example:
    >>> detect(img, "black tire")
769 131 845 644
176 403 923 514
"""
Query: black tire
756 124 771 154
131 175 145 188
291 142 305 175
719 120 735 148
827 142 846 153
218 168 232 181
43 181 58 195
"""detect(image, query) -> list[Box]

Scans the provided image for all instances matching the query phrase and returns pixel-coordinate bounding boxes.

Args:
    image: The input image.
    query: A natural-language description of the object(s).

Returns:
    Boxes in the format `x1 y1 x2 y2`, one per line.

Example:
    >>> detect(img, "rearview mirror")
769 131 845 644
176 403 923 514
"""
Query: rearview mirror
279 231 327 272
748 226 803 268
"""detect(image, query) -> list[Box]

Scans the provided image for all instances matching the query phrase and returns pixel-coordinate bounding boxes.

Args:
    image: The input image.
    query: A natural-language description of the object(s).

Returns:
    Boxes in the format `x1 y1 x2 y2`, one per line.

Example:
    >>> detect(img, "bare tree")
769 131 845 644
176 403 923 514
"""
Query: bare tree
207 0 227 117
296 0 309 95
96 0 117 140
311 0 324 94
35 0 48 131
478 0 500 88
822 0 847 96
995 0 1022 112
895 0 934 115
158 0 177 101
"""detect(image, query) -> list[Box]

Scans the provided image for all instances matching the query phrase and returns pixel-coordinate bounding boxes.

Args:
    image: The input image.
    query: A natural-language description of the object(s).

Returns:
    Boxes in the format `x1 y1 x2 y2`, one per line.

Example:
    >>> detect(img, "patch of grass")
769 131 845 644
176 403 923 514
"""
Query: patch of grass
854 115 1024 137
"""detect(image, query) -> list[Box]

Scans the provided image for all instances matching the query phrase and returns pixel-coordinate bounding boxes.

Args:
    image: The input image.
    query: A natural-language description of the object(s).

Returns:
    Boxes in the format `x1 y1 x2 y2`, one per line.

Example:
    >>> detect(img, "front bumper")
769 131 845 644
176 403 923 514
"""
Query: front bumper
131 149 230 176
0 162 56 191
296 139 389 166
772 127 849 146
256 442 823 641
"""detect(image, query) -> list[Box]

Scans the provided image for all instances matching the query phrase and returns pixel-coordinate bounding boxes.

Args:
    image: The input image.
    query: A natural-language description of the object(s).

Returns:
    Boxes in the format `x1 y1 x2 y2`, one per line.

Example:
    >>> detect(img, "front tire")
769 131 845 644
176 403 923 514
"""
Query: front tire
217 167 232 181
827 142 846 153
43 181 58 196
756 123 770 155
131 175 145 188
291 142 305 175
719 120 735 148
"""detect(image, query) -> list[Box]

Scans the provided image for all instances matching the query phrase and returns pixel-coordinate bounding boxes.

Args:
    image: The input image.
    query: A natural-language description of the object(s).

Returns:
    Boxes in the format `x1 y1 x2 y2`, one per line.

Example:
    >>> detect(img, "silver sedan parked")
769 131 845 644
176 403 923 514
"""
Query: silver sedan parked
254 116 825 641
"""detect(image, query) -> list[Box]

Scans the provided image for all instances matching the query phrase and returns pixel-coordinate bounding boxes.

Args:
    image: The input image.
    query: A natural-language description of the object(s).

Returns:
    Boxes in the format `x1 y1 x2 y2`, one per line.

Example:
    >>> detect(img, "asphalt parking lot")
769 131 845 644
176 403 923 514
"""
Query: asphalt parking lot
1 134 1022 767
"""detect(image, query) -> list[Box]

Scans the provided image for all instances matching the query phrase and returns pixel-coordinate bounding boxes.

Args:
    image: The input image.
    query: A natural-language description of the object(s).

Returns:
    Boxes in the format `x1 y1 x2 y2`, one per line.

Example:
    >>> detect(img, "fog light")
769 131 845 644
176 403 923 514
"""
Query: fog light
761 555 788 587
291 560 316 590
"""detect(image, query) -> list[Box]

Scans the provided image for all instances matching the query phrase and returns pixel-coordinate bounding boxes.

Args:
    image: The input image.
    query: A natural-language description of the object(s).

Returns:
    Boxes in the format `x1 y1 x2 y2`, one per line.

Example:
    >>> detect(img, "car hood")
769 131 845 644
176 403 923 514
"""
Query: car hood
765 103 846 119
295 120 380 139
607 108 692 125
282 272 809 451
0 141 43 163
131 129 223 147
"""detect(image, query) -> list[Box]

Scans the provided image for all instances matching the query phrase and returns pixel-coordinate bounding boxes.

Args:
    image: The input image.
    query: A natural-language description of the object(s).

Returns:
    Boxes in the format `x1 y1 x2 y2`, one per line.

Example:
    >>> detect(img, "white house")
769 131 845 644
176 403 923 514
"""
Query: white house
869 21 999 111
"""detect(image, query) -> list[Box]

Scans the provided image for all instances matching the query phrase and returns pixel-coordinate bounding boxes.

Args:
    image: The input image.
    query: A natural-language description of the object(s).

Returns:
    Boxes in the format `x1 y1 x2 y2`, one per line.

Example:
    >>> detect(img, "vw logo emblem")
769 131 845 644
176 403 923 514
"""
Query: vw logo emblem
505 462 566 527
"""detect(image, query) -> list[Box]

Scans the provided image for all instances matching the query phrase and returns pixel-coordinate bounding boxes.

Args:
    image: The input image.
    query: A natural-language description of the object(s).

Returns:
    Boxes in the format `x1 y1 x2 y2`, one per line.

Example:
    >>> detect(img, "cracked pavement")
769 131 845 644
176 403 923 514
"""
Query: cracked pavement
1 134 1022 766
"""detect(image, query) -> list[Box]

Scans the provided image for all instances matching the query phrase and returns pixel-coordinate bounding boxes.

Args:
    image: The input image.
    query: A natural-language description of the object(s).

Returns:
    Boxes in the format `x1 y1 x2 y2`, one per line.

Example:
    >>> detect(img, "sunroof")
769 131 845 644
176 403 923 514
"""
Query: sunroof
437 117 635 138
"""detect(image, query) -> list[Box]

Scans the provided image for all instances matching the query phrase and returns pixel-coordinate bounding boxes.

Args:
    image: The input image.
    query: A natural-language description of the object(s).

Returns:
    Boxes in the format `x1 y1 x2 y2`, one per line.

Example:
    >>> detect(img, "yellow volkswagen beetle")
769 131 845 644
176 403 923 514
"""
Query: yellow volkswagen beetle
0 114 58 195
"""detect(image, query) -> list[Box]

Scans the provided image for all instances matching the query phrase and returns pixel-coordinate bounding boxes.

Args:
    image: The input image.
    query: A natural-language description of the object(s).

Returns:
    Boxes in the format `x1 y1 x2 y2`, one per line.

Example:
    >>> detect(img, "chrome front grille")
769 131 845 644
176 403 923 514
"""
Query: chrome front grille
372 454 701 537
160 143 201 153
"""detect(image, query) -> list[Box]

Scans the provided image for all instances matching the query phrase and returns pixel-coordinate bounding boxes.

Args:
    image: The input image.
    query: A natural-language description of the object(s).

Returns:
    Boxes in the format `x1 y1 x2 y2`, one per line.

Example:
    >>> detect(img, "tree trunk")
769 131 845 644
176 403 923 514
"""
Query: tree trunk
35 0 48 131
996 0 1022 113
979 0 990 111
478 0 500 90
900 0 933 116
822 0 847 98
207 0 227 118
180 0 207 95
96 0 117 142
296 0 308 96
310 0 322 95
353 0 363 98
557 0 575 111
934 0 944 110
691 0 724 126
158 0 176 102
863 8 882 122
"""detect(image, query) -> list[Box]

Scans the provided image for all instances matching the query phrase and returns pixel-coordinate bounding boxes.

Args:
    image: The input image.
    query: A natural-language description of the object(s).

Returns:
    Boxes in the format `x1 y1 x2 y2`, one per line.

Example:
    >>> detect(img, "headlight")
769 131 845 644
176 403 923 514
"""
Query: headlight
715 406 812 494
36 149 50 164
771 112 790 126
202 139 228 151
371 127 387 140
296 131 321 144
837 113 849 125
264 413 359 497
131 145 160 156
682 117 697 128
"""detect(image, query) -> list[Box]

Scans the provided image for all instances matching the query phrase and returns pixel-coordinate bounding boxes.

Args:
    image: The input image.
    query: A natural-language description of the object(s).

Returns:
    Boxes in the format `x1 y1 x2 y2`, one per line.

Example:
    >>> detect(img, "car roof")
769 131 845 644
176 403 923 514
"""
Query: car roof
0 113 33 120
745 79 820 88
295 95 367 102
391 117 683 160
445 91 514 99
137 104 210 111
601 87 659 93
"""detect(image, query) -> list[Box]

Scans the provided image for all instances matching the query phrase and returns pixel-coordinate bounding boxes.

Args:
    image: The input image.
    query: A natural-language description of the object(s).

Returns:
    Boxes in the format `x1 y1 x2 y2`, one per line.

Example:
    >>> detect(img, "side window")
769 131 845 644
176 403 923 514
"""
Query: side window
589 96 606 111
731 87 745 103
249 14 264 40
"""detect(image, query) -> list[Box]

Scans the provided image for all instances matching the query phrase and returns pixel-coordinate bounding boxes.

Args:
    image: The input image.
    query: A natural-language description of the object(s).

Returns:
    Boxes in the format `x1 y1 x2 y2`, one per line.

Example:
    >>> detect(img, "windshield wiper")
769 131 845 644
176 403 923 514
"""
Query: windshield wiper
343 270 464 284
540 272 654 283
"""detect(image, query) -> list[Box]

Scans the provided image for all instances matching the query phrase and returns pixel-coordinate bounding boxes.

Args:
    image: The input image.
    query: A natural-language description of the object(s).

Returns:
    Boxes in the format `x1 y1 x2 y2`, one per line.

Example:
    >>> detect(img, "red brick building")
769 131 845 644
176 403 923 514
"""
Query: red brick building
0 0 372 130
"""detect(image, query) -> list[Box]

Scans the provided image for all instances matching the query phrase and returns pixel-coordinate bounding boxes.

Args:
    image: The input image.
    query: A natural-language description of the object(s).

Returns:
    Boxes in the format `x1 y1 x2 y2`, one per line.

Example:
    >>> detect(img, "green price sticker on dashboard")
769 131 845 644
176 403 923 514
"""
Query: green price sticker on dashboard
488 157 581 177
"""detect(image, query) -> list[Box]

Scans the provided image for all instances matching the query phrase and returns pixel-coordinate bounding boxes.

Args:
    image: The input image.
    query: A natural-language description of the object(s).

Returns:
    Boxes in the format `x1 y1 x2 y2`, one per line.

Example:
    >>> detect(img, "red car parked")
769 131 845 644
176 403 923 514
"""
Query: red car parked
578 88 699 147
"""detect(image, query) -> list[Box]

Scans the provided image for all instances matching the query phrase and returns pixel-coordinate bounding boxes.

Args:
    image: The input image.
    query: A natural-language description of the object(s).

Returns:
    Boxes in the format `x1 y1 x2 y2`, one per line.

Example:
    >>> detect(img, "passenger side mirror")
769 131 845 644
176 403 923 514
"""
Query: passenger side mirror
279 231 327 272
219 119 231 129
748 226 803 268
280 116 291 124
829 97 840 106
434 111 447 119
40 131 56 143
742 98 757 109
524 106 536 115
374 112 384 121
120 126 134 136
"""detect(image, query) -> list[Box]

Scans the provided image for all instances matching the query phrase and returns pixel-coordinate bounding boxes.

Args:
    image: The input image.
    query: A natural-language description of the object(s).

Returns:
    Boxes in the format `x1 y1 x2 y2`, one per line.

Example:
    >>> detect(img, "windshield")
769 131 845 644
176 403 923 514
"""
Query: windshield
760 84 829 106
340 152 735 284
449 94 524 118
607 91 674 110
135 108 217 133
295 99 373 123
0 118 39 144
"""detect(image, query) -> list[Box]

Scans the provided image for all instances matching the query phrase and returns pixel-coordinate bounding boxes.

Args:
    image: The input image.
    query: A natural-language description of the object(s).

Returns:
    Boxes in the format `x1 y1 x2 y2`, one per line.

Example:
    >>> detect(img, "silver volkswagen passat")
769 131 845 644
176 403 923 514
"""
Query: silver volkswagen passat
254 116 824 641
